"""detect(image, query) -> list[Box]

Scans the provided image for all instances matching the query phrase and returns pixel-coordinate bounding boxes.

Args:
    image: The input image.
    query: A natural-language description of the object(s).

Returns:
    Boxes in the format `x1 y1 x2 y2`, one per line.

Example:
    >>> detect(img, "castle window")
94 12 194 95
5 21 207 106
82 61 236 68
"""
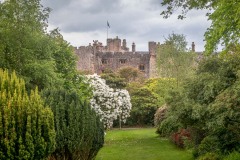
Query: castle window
102 59 108 64
139 64 145 71
119 59 127 64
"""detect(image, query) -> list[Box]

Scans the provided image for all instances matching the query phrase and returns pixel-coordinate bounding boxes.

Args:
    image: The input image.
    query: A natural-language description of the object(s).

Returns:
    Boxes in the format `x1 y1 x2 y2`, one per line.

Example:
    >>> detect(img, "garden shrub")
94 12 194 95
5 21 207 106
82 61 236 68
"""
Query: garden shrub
0 69 56 159
157 54 240 158
197 152 221 160
43 88 104 160
87 74 132 129
197 136 221 156
100 69 127 89
127 87 158 126
145 78 177 107
154 105 167 127
171 129 191 148
156 115 180 137
223 151 240 160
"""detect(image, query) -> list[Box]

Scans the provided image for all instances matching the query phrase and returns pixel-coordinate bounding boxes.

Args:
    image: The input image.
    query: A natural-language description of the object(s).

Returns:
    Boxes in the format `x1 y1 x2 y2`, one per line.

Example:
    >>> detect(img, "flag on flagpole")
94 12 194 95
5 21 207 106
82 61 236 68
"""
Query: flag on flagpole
107 21 110 28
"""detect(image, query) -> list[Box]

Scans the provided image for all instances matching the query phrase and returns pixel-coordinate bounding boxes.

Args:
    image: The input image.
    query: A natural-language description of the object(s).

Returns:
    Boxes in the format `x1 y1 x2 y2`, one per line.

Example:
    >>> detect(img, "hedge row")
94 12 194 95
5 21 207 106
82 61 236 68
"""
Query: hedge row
0 69 104 160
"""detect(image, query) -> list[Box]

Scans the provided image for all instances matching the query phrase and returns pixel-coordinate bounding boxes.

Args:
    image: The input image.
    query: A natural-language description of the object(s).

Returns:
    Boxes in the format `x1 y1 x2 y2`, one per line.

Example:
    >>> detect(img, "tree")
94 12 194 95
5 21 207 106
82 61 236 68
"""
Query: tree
156 53 240 158
87 74 132 129
127 87 159 126
49 28 77 81
160 0 240 54
145 78 177 106
0 0 59 90
100 69 127 89
118 66 145 83
43 88 104 160
157 33 196 86
0 69 55 159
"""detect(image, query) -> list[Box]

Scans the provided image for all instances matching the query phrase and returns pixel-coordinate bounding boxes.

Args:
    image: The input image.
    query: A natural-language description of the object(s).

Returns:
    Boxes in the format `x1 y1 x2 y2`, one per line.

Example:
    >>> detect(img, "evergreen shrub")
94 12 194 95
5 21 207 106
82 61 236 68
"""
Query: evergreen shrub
0 69 56 159
43 88 104 160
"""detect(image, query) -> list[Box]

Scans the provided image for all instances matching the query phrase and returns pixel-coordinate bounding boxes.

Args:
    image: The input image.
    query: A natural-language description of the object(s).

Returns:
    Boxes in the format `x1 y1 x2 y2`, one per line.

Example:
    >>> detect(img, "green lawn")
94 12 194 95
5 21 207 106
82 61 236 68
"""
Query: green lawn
96 128 193 160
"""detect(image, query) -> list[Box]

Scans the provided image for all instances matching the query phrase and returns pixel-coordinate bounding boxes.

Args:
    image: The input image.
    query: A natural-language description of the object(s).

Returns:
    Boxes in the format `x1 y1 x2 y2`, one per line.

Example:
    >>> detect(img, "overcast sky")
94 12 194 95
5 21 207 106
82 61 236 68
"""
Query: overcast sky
40 0 211 52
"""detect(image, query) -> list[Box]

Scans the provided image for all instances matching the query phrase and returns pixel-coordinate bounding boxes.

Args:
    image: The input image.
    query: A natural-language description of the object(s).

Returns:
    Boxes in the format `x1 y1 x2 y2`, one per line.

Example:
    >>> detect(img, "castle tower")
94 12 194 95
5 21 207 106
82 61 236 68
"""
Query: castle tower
113 36 121 51
192 42 195 52
149 41 158 78
107 38 114 51
132 42 136 52
107 36 121 52
123 39 127 48
75 46 95 74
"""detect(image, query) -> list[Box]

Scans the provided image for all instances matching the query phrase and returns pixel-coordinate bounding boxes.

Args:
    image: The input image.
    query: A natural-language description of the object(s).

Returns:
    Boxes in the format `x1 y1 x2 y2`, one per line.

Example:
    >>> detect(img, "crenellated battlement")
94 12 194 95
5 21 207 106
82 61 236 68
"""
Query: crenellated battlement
74 36 161 78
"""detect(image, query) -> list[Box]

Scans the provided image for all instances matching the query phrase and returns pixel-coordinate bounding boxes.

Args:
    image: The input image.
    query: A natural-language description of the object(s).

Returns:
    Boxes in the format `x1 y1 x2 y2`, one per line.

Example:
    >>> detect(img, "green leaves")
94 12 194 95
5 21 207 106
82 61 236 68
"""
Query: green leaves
0 1 102 159
157 53 240 157
0 69 56 159
157 33 196 85
101 72 127 89
127 85 158 126
160 0 240 54
43 88 104 160
0 0 80 91
205 0 240 54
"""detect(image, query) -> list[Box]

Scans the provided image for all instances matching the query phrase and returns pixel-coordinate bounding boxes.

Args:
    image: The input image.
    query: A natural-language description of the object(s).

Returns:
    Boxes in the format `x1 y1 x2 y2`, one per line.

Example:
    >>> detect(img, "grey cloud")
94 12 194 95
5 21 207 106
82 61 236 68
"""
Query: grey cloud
42 0 123 14
41 0 75 11
41 0 210 52
42 0 126 33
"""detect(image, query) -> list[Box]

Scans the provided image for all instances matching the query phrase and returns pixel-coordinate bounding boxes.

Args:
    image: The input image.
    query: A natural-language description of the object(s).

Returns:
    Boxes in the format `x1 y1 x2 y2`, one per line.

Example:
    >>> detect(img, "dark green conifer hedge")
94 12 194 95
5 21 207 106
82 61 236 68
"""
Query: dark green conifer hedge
43 88 104 160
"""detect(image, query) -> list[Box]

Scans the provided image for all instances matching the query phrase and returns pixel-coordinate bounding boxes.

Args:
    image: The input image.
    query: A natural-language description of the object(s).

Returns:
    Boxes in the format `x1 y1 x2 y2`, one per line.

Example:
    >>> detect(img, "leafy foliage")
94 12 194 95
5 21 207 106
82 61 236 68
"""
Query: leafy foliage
223 151 240 160
160 0 240 54
43 88 104 160
157 33 196 86
171 129 191 148
0 69 55 159
0 0 82 92
145 78 177 106
0 0 59 90
127 86 158 126
0 1 105 159
156 53 240 158
126 77 177 127
154 105 167 127
100 69 126 89
118 66 145 83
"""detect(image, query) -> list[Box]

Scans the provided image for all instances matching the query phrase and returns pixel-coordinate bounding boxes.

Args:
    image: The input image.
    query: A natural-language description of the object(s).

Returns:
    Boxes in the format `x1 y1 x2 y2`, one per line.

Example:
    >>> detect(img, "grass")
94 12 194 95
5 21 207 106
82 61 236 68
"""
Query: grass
96 128 193 160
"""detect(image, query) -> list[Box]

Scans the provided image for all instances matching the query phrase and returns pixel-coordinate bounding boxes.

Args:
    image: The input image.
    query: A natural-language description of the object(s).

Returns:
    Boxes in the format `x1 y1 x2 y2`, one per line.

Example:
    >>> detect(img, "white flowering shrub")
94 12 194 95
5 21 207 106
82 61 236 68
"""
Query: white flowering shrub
87 74 132 129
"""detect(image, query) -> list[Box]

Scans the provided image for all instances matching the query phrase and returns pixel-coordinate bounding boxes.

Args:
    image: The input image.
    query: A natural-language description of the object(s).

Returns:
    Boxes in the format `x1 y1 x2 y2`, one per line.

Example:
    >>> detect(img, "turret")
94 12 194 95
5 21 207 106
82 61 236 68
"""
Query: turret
148 41 157 56
192 42 195 52
123 39 127 48
149 41 158 78
132 42 136 52
106 36 121 52
113 36 121 51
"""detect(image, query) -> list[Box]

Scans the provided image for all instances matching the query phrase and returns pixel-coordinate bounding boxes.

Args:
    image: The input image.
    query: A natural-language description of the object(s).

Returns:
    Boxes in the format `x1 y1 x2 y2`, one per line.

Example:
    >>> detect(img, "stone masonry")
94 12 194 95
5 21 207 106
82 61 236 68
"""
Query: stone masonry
74 36 160 78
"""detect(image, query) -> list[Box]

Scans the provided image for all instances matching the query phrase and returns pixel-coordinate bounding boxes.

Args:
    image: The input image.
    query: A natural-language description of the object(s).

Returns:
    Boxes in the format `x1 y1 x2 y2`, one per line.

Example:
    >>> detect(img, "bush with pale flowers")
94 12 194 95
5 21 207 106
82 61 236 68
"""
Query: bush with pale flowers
87 74 132 129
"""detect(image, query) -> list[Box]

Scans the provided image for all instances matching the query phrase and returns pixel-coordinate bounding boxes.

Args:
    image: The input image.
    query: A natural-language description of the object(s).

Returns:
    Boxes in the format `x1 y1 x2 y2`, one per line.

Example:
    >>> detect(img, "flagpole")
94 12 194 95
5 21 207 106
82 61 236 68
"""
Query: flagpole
107 25 108 39
107 21 110 40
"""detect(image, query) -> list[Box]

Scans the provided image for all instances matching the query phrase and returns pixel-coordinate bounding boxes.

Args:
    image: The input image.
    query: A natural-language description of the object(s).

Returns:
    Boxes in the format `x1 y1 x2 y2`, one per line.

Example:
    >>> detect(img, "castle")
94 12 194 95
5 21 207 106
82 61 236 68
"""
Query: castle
74 36 160 78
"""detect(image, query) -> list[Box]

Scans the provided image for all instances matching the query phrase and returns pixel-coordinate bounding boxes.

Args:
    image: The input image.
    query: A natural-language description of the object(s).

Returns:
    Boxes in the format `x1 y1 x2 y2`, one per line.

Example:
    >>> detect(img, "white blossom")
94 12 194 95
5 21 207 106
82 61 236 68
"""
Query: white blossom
86 74 132 129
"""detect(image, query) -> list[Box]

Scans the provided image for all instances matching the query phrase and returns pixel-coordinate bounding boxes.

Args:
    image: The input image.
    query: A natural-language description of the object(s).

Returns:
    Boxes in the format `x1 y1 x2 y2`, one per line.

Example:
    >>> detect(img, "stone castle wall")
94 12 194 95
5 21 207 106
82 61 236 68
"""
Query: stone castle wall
74 37 159 78
74 46 95 73
149 41 159 78
95 51 150 77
